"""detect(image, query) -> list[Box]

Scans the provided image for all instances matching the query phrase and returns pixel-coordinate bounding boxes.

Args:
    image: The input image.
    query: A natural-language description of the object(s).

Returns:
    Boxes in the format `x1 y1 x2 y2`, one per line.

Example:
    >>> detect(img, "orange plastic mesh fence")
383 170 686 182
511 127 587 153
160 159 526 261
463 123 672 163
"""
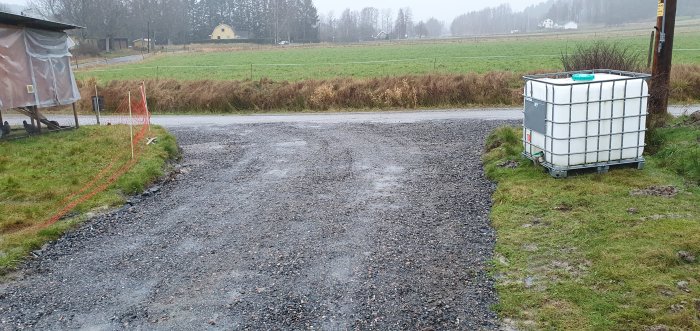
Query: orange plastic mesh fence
30 83 152 232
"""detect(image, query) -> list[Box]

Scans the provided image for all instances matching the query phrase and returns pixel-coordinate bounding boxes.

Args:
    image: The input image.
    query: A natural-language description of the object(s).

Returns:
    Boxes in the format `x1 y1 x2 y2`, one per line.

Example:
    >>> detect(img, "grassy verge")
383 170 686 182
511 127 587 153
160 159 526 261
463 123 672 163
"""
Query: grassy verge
76 66 700 114
483 119 700 330
0 125 178 274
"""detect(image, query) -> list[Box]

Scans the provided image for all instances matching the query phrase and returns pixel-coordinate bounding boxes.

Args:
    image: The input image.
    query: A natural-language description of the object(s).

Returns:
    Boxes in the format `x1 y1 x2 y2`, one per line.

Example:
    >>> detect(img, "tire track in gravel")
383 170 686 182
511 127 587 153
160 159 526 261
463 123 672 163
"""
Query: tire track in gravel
0 120 509 330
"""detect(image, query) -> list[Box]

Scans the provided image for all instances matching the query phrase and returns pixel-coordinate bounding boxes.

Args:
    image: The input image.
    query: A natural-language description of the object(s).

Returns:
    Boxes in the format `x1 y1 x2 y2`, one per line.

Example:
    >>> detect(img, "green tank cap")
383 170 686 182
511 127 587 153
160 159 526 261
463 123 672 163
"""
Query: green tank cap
572 73 595 81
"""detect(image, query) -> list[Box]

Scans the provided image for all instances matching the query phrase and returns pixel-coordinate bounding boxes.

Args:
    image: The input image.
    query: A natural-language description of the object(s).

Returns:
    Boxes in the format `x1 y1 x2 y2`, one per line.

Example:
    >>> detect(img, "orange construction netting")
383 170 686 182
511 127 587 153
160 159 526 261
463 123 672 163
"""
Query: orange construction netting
38 84 152 229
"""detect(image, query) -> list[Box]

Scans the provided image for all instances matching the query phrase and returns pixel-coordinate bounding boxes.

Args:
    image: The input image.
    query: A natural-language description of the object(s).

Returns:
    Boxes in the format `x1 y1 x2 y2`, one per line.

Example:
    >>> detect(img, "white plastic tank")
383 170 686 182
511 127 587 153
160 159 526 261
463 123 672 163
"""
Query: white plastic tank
523 72 648 168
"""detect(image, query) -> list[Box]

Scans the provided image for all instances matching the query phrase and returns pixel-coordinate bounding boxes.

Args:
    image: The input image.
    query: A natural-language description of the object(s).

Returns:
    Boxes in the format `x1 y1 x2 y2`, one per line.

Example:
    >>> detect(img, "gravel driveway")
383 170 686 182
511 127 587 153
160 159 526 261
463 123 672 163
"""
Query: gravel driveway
0 119 507 330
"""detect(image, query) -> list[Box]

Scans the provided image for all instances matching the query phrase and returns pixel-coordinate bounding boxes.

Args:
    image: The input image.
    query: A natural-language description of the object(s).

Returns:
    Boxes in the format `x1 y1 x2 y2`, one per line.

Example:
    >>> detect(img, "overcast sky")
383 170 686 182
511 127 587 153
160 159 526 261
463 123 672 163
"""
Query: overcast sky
3 0 545 22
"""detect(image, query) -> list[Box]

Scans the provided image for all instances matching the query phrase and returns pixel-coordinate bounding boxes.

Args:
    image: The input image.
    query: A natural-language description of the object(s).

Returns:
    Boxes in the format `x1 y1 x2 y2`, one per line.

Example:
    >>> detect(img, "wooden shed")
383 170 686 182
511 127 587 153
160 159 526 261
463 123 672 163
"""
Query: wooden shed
0 11 82 133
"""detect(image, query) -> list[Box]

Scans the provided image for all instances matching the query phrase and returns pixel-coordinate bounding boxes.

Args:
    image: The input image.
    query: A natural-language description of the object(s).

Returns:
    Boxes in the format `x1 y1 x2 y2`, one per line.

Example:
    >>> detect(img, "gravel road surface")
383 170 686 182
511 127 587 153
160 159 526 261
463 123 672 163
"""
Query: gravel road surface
0 118 508 330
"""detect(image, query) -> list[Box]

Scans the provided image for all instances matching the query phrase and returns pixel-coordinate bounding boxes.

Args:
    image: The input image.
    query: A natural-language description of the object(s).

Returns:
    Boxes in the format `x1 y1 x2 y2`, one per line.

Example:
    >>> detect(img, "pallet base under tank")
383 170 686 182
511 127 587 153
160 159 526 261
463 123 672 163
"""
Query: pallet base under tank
523 153 645 179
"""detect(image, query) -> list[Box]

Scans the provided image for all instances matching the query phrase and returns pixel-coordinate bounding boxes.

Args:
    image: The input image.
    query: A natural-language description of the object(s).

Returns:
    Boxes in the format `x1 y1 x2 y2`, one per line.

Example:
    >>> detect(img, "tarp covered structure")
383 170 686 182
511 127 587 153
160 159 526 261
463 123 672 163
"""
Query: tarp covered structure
0 23 80 110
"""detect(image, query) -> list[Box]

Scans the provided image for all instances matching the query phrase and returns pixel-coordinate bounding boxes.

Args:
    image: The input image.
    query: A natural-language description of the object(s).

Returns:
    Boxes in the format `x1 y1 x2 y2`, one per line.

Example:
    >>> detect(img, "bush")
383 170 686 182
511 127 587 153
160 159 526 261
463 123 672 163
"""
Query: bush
73 42 100 57
561 41 643 72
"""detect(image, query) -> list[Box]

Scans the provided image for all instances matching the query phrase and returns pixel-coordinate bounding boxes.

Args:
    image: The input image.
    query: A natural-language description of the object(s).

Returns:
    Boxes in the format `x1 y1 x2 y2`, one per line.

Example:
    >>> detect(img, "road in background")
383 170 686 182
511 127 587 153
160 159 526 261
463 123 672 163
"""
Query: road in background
72 54 149 70
1 106 696 128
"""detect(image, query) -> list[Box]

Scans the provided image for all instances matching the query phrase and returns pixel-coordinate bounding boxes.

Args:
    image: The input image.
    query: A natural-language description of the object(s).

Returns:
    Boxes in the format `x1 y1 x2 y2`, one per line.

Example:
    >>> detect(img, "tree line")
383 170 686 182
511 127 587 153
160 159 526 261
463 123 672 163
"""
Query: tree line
23 0 700 44
451 0 700 36
28 0 319 44
318 7 445 42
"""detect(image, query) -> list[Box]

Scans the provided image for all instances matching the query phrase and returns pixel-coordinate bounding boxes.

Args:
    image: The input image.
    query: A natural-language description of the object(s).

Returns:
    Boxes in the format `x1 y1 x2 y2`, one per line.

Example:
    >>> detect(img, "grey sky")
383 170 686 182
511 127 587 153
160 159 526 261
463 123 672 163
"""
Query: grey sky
2 0 545 22
314 0 544 22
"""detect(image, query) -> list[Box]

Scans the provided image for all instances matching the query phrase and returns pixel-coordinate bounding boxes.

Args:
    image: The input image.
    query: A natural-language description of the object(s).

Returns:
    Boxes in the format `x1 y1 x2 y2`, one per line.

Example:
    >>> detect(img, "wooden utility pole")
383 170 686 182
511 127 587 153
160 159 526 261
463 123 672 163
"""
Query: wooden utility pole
648 0 677 129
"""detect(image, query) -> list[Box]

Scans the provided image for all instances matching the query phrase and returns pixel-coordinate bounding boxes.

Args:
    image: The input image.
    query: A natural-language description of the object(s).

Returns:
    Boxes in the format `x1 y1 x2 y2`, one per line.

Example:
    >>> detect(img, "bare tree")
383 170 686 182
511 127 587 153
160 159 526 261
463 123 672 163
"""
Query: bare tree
402 7 413 38
337 8 358 42
424 18 444 37
359 7 378 40
380 8 392 38
394 8 406 39
319 11 336 42
414 21 427 39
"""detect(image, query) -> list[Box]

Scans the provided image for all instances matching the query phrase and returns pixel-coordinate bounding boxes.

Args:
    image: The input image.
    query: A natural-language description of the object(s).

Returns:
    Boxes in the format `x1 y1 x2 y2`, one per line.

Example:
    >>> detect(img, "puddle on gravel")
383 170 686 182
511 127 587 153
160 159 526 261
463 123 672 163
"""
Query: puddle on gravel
182 142 226 153
265 169 289 178
275 140 307 148
372 166 404 192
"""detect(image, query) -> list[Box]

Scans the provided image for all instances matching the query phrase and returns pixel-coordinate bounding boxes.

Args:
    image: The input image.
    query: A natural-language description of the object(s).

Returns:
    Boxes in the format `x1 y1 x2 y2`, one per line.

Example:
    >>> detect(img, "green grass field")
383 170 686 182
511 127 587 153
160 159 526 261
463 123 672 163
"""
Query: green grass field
77 30 700 83
484 119 700 330
0 126 178 274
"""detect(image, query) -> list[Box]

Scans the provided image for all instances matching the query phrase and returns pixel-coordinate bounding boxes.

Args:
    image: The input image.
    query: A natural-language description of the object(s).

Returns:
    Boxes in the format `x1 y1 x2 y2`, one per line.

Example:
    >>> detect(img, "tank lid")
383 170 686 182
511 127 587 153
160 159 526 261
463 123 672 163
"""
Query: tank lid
572 73 595 81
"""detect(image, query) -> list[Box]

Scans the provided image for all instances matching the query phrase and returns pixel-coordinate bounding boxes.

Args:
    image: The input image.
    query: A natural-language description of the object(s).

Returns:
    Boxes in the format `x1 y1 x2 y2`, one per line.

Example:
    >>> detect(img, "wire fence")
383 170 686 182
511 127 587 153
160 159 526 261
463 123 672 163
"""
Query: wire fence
32 83 152 232
73 53 567 82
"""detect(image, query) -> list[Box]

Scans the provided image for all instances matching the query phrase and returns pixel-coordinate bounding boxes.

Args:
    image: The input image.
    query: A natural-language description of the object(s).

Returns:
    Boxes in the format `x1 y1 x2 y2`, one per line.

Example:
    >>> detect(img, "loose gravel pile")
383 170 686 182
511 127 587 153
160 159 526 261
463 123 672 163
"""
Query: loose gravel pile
0 120 506 330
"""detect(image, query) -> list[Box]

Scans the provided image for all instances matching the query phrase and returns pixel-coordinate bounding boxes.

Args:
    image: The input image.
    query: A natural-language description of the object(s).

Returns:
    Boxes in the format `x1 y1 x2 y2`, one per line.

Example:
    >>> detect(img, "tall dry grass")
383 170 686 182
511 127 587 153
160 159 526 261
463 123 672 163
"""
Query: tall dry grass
77 73 521 113
77 65 700 113
670 64 700 103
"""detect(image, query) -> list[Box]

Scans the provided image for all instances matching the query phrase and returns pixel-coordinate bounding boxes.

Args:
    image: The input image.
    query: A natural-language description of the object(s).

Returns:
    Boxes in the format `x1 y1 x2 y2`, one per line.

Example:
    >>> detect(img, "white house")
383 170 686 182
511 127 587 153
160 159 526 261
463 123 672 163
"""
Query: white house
540 18 554 29
564 21 579 30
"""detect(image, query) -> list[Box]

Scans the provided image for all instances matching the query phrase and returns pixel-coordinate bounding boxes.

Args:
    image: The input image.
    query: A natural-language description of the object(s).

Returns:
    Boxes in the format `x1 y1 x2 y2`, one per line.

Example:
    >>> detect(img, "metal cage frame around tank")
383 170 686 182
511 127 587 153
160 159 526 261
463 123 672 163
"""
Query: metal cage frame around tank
522 69 652 178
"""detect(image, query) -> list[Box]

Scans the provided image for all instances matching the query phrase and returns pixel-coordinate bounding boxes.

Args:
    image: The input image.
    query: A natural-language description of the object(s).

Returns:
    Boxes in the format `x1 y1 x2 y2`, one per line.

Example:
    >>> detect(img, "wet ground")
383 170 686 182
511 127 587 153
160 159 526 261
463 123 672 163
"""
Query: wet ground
0 116 510 330
2 105 694 129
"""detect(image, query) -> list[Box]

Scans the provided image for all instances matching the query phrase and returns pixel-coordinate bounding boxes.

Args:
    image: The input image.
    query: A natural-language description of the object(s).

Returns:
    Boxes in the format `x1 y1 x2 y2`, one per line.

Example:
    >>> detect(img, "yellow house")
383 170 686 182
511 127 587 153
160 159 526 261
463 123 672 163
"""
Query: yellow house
210 23 236 40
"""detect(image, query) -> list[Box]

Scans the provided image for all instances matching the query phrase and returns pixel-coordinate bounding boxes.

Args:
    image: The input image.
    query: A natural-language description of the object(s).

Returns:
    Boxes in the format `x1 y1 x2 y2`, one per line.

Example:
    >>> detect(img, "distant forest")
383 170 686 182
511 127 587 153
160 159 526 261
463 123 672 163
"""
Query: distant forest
451 0 700 36
20 0 700 44
28 0 319 44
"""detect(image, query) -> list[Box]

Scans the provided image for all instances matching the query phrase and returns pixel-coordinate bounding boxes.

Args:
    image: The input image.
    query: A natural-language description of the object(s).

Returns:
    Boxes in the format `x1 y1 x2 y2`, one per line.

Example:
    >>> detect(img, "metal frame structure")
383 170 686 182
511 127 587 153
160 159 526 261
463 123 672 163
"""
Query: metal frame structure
0 10 83 138
522 69 652 178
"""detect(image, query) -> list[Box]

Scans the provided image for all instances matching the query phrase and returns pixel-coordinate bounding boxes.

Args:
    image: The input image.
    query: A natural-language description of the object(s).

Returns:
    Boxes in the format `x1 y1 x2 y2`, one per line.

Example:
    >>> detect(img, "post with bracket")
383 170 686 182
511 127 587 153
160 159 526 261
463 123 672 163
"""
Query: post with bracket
648 0 677 129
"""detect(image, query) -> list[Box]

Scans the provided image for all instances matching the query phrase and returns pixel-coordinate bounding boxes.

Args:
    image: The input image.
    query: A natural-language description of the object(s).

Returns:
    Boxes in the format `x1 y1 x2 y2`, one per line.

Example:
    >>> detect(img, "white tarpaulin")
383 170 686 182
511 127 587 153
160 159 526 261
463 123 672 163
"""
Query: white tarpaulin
0 24 80 110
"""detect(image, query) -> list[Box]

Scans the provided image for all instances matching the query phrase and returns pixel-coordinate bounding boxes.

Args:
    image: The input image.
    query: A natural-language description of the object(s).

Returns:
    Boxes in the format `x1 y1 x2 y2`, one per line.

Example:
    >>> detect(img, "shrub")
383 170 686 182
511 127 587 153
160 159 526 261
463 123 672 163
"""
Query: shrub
561 41 643 72
73 42 100 57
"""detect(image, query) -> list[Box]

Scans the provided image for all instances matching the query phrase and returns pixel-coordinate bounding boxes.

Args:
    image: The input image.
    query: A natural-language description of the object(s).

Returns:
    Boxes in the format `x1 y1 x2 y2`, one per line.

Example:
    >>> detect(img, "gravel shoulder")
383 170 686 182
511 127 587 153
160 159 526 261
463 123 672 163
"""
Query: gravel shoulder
0 119 508 330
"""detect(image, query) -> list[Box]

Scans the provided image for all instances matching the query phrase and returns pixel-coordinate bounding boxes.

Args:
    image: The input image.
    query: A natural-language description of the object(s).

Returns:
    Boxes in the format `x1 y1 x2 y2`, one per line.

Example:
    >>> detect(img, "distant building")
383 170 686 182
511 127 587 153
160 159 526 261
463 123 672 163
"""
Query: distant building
132 38 153 51
210 23 236 40
564 21 579 30
83 37 128 52
540 18 554 29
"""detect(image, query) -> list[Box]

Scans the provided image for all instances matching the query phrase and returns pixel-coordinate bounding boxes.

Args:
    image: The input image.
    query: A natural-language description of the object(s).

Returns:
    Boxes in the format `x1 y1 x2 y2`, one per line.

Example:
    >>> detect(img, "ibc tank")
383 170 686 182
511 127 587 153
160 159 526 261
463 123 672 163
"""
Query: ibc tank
523 70 650 170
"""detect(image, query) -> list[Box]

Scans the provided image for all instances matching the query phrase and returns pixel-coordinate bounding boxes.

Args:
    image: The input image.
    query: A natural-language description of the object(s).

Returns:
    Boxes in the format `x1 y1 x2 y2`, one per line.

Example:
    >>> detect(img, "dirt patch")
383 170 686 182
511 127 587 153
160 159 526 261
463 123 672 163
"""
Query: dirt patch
497 160 519 169
689 111 700 123
678 250 697 264
630 186 679 198
553 203 573 212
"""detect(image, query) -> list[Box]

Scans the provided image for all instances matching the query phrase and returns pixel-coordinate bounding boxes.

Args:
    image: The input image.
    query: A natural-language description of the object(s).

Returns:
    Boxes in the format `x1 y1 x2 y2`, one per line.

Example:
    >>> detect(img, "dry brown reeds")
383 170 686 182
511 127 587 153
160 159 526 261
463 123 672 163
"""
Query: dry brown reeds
669 64 700 103
77 72 522 113
76 65 700 114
